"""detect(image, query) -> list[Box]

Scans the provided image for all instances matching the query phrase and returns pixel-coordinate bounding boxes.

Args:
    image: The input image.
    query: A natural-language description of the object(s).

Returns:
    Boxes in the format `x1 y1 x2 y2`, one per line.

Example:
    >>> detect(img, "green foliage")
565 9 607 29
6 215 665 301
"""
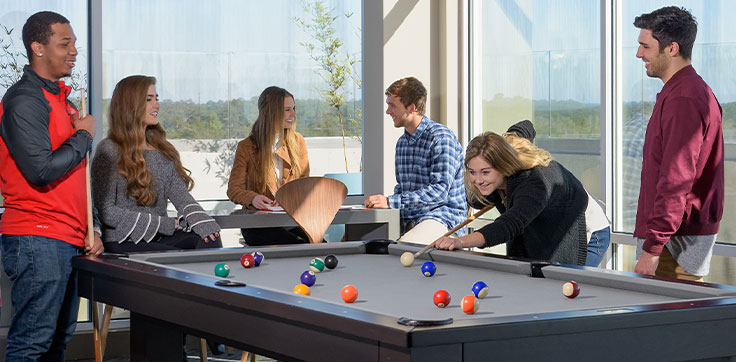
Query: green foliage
483 95 736 142
294 0 362 172
0 25 26 89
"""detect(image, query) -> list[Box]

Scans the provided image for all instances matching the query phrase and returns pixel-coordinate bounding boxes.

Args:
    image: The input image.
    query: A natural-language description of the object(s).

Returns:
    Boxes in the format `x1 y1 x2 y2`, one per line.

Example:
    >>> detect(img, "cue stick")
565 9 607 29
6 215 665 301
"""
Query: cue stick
81 89 94 251
81 90 103 362
413 203 495 257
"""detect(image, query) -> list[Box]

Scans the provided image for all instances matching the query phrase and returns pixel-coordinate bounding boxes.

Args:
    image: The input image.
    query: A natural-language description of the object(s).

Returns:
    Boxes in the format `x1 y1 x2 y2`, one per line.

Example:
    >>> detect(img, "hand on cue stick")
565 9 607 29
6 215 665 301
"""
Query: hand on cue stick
413 204 494 258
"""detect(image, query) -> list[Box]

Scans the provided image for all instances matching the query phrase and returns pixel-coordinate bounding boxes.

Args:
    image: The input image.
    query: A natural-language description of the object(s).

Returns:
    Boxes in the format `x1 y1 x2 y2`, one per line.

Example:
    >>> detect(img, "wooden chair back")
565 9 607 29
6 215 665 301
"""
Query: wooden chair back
275 177 347 243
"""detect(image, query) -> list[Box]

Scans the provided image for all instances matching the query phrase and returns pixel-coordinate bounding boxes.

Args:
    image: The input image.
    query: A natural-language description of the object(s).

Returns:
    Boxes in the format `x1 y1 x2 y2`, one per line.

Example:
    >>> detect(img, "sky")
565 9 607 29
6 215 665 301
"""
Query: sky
482 0 736 103
2 0 735 103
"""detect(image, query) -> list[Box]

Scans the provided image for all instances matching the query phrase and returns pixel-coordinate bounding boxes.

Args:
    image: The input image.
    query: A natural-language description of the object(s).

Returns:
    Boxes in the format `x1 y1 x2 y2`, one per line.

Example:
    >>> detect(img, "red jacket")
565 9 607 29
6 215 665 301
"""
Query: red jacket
0 66 92 246
634 65 724 256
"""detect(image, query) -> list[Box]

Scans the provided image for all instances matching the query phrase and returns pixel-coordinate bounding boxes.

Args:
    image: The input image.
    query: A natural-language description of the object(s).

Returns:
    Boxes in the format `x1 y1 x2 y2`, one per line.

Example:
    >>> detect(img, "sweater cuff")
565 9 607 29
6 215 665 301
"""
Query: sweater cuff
158 217 177 236
642 238 665 256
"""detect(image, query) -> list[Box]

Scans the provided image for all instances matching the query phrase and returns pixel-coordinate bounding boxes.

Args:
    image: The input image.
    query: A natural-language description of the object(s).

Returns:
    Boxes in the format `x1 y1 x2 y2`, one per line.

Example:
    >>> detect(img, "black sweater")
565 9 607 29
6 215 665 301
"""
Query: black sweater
473 121 588 265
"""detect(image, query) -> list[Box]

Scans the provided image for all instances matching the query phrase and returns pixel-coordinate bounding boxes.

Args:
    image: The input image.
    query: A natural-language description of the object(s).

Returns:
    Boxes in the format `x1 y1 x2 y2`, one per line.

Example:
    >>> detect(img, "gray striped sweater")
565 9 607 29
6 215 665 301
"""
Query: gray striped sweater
91 138 220 244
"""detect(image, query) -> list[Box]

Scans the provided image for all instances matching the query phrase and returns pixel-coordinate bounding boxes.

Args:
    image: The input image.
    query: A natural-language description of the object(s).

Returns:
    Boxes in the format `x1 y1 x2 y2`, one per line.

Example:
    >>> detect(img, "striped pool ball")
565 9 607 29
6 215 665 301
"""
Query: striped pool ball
309 258 325 273
251 251 264 266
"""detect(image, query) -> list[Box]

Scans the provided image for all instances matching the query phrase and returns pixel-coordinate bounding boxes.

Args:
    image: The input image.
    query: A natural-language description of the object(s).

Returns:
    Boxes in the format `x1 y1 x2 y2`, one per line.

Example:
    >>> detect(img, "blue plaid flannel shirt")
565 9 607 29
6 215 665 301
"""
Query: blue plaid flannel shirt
388 116 467 236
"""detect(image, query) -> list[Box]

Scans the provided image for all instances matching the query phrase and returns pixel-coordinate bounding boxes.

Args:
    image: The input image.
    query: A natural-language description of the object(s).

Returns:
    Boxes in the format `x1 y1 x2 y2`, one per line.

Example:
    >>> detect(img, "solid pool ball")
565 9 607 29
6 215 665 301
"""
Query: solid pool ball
563 281 581 299
300 270 316 287
433 290 451 308
240 253 255 269
251 251 264 266
214 263 230 277
400 252 414 267
461 295 479 314
293 284 310 295
421 261 436 277
472 281 489 299
341 285 358 303
324 254 338 269
309 258 325 273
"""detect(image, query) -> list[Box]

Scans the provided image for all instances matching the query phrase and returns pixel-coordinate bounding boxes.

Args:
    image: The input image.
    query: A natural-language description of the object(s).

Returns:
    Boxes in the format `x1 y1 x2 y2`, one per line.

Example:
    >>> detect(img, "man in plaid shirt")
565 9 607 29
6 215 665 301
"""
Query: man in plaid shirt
365 77 467 244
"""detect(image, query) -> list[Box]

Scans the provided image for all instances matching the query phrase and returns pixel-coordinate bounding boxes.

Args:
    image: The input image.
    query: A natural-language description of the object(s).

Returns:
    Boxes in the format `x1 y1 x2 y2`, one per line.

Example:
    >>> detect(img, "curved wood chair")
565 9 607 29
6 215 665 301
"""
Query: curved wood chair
275 177 348 243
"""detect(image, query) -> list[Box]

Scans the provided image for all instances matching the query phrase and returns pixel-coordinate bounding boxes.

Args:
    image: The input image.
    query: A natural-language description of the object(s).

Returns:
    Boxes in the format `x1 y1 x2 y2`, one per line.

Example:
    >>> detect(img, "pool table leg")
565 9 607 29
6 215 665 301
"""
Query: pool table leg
130 312 185 362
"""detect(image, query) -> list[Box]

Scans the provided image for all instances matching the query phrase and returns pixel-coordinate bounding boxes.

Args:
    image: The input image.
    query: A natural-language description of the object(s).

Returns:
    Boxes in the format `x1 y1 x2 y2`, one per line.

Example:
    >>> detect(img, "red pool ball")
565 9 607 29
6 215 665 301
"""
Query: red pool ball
562 281 580 298
341 285 358 303
240 253 255 269
461 295 479 314
433 290 451 308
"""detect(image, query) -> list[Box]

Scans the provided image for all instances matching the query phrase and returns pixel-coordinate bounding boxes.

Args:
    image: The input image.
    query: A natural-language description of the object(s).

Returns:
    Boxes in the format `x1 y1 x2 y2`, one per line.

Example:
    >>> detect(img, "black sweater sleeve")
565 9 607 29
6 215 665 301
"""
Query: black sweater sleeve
1 93 91 187
475 170 550 248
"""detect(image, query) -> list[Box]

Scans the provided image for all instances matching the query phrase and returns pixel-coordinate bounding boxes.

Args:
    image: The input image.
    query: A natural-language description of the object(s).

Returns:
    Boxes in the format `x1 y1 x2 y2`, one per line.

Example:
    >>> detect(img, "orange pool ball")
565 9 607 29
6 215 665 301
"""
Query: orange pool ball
293 283 310 296
461 295 479 314
341 285 358 303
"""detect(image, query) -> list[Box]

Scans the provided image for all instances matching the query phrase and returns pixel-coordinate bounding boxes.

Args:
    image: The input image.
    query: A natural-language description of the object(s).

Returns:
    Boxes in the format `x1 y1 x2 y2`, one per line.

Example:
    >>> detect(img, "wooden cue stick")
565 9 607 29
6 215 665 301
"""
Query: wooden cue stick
81 89 94 251
80 89 103 362
414 203 495 257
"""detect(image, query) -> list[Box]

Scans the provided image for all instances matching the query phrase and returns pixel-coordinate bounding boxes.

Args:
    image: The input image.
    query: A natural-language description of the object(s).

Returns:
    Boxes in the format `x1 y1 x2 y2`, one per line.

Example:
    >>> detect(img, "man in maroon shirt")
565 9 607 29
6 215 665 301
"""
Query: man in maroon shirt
632 6 723 281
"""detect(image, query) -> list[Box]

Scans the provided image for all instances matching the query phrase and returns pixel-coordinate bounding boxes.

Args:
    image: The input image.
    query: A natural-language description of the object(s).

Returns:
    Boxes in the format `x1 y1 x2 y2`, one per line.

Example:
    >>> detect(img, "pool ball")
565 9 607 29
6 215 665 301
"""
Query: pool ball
400 252 415 267
433 290 451 308
309 258 325 273
300 270 316 287
562 281 580 299
421 261 436 277
214 263 230 277
240 253 255 269
472 281 489 299
462 295 479 314
341 285 358 303
324 254 338 269
293 283 310 295
251 251 264 266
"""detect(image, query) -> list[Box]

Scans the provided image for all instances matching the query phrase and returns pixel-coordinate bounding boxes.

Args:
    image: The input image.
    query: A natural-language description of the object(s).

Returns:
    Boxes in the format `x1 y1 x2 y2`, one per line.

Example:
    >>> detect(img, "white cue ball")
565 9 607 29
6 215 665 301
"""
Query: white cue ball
400 252 415 267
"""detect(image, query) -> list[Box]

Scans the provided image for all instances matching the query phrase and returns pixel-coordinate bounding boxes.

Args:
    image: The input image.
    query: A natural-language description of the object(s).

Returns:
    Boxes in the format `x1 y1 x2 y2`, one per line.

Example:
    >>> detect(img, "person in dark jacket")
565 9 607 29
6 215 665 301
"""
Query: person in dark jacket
435 121 588 265
0 11 103 361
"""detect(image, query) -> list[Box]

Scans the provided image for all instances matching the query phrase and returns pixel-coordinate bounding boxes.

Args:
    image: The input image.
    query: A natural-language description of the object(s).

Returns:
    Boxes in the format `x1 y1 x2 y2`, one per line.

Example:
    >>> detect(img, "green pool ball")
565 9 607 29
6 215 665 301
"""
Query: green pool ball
309 258 325 273
214 263 230 277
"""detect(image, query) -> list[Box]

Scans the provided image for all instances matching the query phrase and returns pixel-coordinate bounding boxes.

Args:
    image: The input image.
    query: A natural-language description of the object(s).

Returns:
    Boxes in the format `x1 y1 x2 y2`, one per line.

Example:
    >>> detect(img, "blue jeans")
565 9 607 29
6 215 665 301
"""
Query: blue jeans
585 227 611 267
1 234 82 362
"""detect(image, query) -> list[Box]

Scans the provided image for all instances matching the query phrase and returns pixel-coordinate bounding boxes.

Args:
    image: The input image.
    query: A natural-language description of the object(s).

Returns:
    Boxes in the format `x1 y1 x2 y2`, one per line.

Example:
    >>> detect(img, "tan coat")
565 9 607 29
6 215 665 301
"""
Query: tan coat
227 133 310 208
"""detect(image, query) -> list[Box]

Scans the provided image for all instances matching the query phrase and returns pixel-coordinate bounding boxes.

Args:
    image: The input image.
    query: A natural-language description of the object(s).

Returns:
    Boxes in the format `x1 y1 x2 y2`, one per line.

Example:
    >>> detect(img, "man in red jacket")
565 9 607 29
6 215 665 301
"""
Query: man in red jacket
632 6 723 281
0 11 103 361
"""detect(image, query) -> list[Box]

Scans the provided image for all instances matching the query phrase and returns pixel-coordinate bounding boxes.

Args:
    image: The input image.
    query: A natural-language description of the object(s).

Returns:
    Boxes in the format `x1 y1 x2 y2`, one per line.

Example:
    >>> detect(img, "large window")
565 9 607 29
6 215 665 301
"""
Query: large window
618 1 736 244
101 0 363 210
470 0 736 284
471 0 602 198
616 0 736 284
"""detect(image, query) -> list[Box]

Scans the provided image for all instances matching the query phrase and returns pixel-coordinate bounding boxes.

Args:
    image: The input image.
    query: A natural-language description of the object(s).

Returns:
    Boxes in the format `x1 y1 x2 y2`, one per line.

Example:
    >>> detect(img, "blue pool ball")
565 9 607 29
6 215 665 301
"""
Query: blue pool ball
300 270 316 287
472 281 489 299
252 251 264 266
421 261 437 277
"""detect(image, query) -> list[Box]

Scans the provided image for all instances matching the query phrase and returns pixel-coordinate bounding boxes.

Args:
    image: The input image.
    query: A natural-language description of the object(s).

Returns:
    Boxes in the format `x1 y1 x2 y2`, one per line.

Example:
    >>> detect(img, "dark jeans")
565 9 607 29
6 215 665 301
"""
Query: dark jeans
104 230 222 253
241 227 309 246
0 234 82 362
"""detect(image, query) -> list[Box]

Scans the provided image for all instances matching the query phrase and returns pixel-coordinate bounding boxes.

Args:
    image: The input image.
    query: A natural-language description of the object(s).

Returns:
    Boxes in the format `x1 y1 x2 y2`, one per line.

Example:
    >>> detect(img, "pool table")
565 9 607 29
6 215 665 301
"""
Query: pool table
73 240 736 362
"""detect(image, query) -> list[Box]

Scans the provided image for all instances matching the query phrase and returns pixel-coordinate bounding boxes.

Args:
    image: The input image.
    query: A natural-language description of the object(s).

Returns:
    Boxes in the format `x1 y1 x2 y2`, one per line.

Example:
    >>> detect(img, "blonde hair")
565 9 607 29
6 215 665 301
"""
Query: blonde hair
108 75 193 206
464 131 552 205
248 86 303 194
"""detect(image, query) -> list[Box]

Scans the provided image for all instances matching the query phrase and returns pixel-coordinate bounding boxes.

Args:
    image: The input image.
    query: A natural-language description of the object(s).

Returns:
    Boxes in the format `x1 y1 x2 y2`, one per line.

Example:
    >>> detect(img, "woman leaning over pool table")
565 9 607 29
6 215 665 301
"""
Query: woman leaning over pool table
434 121 588 265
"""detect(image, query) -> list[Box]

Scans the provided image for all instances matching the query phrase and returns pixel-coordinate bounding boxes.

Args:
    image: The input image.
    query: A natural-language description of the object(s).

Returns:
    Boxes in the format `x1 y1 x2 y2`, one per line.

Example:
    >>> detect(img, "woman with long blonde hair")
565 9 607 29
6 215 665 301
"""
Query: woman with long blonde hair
91 75 221 252
227 86 310 245
435 120 589 265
